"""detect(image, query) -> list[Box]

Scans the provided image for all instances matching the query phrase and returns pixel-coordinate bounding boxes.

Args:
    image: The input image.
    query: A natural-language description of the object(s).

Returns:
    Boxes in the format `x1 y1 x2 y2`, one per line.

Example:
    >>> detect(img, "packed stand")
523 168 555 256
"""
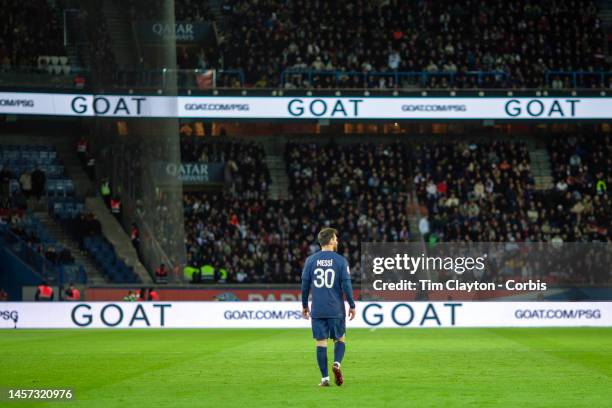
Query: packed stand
183 141 412 283
413 141 535 242
284 141 412 272
548 132 610 241
181 137 271 282
210 0 608 88
412 138 610 284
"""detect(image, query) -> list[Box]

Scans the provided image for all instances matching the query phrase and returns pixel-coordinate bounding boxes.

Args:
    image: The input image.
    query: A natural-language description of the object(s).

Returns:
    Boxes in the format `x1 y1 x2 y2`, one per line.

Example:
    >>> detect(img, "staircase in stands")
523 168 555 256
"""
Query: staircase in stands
262 139 290 200
33 211 107 285
600 0 612 58
100 0 140 69
529 149 555 191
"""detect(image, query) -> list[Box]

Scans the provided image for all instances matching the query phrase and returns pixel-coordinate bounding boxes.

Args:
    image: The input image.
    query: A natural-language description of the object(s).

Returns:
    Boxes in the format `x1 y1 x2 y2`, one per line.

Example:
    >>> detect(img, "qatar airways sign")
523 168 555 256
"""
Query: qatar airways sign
1 92 611 119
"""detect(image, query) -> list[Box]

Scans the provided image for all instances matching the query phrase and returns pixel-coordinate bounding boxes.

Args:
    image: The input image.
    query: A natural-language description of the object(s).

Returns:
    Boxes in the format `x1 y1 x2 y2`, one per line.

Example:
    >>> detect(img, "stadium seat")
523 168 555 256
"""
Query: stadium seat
9 180 19 194
46 180 57 196
55 180 66 197
65 180 75 196
53 202 65 216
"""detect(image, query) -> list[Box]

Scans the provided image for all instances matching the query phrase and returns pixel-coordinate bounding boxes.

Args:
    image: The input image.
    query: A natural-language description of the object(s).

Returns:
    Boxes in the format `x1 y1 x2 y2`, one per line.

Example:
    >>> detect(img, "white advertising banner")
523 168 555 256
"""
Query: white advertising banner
1 92 611 119
1 302 611 329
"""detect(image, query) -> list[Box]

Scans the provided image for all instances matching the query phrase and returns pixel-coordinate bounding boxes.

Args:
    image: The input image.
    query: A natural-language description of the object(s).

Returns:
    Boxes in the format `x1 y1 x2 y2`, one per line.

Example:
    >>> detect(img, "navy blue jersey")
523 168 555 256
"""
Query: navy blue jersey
301 250 356 318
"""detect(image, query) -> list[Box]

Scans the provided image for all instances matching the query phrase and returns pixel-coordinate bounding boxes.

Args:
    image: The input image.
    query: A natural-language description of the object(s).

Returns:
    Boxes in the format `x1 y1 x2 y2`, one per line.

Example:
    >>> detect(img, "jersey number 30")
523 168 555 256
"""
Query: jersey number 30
313 268 335 288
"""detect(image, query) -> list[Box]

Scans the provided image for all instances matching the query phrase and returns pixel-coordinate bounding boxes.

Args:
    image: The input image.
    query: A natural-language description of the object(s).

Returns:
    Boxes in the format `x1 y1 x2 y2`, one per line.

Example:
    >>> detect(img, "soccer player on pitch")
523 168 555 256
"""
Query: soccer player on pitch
301 227 356 387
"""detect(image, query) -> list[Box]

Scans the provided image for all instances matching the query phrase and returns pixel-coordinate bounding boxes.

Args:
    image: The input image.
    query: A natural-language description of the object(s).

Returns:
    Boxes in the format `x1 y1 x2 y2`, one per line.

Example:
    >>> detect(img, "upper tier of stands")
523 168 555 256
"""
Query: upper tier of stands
215 0 609 88
1 0 610 90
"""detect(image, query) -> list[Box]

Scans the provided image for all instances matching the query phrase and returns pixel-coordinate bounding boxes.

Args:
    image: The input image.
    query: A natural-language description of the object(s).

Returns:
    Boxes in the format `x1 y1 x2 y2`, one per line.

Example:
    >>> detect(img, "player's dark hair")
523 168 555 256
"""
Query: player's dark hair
317 227 338 246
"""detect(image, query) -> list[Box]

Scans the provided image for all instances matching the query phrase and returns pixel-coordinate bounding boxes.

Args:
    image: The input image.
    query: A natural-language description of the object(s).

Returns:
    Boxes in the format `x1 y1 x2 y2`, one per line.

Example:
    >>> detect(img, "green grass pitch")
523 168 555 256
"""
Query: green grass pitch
1 328 611 407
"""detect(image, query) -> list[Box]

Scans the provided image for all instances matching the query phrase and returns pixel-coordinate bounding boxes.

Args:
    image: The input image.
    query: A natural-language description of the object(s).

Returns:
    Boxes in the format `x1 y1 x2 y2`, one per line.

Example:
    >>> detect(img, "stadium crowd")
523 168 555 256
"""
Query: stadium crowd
179 133 609 284
412 137 610 244
413 141 537 242
210 0 608 88
548 132 610 241
183 140 412 283
411 135 610 284
2 0 609 90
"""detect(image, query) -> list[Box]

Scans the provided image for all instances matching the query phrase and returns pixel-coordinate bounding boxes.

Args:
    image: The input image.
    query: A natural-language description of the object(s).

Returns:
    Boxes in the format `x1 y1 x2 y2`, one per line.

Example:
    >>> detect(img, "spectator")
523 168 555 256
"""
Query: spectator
85 152 96 181
64 283 81 301
596 174 607 195
138 287 147 301
76 137 89 164
551 76 564 90
87 214 103 236
388 50 401 71
0 288 8 301
110 196 122 222
18 169 32 198
100 179 111 208
74 74 86 89
72 213 89 249
123 290 137 301
419 216 430 240
148 287 160 301
131 223 140 252
556 179 568 192
31 166 46 200
35 281 53 301
0 164 11 199
44 246 58 265
155 263 168 283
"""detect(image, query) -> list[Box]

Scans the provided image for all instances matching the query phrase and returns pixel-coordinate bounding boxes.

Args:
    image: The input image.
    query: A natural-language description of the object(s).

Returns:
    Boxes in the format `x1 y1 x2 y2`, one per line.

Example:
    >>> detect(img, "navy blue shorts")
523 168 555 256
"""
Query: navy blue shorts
311 318 345 340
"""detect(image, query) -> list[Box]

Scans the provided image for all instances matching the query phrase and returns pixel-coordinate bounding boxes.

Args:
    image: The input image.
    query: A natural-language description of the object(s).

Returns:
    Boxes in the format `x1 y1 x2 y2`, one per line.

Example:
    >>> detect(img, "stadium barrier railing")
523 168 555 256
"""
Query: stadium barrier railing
2 67 611 93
